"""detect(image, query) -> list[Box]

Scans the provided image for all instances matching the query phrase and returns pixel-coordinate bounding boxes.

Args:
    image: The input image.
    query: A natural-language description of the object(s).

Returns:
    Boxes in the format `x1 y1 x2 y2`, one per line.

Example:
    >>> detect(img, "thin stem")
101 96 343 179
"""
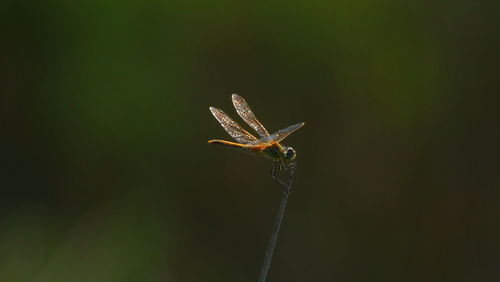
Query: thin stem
258 164 296 282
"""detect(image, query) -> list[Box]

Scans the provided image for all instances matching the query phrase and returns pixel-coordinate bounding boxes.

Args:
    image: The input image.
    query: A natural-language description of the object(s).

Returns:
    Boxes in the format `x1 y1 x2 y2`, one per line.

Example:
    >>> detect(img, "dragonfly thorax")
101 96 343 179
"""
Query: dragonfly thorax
260 143 296 163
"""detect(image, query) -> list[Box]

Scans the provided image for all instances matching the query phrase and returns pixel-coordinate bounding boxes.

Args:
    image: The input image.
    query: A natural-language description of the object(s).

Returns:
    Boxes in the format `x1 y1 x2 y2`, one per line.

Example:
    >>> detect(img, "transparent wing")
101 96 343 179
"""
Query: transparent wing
232 94 270 137
252 122 305 144
209 107 258 144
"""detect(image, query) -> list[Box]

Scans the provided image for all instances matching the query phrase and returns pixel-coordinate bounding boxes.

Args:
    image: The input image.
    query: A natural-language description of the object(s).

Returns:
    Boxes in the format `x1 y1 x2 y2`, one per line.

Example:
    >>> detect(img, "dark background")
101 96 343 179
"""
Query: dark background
1 1 498 281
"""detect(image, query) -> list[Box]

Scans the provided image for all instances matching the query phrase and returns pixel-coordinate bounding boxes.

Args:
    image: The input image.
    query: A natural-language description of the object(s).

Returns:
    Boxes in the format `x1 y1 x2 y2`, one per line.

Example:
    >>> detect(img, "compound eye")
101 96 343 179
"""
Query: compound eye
286 147 296 159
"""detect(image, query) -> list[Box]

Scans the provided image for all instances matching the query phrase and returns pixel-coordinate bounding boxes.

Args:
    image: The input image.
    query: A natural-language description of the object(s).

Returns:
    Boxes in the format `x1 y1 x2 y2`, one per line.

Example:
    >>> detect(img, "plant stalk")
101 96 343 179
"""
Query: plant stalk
258 164 296 282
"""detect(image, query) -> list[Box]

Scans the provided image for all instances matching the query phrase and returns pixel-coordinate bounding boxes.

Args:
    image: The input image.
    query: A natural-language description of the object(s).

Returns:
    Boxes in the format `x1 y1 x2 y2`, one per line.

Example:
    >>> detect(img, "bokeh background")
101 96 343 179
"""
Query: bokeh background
2 1 498 281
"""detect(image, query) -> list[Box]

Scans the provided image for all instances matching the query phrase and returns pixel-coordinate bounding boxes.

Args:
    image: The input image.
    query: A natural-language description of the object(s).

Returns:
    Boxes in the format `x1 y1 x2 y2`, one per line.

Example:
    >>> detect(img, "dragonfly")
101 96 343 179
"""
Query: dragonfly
208 94 304 183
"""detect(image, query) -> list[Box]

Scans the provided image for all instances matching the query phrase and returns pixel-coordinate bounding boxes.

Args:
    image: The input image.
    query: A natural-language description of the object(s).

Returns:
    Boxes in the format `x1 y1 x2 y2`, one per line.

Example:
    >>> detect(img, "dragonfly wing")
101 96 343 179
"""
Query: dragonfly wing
232 94 270 137
209 107 258 144
252 122 305 144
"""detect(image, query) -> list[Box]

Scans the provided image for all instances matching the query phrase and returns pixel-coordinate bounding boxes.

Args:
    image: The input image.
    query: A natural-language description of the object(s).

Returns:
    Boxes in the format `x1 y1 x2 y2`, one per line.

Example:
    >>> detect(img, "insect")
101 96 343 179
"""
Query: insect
208 94 304 182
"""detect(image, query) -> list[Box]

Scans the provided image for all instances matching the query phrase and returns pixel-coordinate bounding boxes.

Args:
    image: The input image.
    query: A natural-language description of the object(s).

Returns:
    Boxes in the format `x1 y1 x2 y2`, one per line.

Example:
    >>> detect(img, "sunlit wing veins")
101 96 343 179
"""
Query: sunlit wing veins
252 122 305 144
232 94 270 137
209 107 257 144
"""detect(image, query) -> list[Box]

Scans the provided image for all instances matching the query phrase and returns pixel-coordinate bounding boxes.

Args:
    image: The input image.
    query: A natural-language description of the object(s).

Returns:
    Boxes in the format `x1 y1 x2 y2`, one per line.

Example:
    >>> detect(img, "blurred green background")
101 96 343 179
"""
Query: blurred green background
1 0 498 281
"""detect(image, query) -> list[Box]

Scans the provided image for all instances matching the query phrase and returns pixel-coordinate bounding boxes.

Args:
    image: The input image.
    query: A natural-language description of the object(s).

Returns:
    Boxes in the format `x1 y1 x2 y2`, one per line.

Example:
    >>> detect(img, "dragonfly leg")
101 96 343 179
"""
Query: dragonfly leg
271 161 287 188
278 160 284 172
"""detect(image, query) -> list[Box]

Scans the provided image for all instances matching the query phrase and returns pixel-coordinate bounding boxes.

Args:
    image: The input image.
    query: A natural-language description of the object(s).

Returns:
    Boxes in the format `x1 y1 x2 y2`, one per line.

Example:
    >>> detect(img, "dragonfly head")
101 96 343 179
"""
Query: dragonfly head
283 146 297 163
